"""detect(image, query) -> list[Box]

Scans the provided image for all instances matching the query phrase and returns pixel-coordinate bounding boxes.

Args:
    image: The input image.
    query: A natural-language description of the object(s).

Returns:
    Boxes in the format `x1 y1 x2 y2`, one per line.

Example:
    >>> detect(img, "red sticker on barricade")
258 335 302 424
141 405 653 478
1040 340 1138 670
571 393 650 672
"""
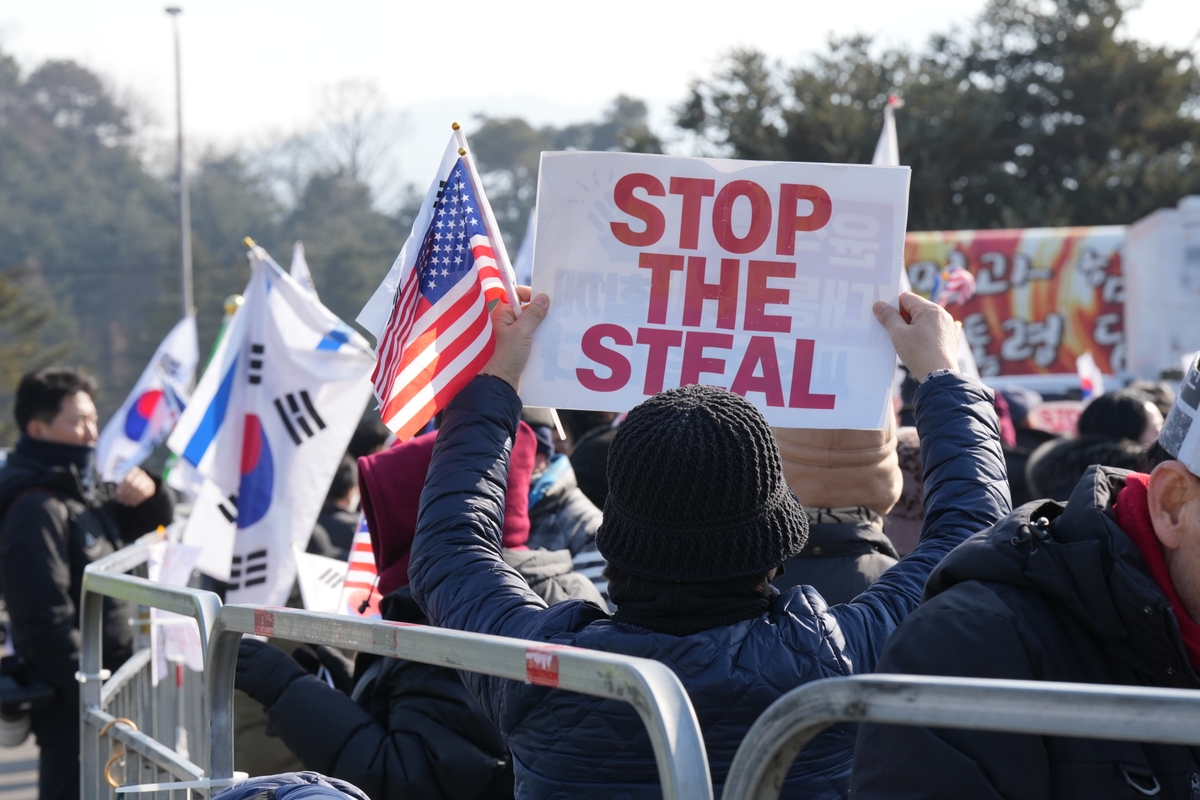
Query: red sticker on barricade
525 648 560 687
254 609 274 637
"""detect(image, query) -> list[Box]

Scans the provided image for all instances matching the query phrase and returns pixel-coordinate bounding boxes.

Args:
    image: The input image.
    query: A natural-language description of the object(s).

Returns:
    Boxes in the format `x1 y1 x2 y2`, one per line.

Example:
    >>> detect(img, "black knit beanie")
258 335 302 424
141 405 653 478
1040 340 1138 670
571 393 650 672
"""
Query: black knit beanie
596 384 809 582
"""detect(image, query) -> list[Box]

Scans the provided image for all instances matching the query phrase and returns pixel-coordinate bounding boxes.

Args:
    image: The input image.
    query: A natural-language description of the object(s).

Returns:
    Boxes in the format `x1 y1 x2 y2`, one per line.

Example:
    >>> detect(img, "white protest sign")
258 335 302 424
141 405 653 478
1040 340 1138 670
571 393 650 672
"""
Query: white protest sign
520 152 910 429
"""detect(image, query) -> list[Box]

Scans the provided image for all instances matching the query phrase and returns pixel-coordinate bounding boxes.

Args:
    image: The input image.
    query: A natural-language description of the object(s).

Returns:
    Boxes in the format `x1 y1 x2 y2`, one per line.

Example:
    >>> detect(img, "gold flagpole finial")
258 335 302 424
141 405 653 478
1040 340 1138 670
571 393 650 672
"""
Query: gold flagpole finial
244 236 256 248
458 147 467 156
451 121 461 131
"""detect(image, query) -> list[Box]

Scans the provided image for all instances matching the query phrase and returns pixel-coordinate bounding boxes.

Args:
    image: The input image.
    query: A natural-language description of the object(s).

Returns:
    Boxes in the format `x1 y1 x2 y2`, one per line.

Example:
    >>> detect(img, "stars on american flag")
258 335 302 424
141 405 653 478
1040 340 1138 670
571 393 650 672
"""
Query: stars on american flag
414 164 489 305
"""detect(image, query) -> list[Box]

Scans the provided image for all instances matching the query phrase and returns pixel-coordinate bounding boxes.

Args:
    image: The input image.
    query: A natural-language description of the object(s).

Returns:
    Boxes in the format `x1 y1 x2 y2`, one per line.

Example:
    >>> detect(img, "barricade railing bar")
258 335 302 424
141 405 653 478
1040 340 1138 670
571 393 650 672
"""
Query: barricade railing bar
721 673 1200 800
208 604 714 800
80 537 222 800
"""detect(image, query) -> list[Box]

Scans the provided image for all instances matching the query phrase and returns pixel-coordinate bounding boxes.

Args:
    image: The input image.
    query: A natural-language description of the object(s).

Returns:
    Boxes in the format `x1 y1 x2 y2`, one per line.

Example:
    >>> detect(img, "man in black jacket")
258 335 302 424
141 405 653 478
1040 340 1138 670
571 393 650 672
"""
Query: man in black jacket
0 368 174 800
851 355 1200 799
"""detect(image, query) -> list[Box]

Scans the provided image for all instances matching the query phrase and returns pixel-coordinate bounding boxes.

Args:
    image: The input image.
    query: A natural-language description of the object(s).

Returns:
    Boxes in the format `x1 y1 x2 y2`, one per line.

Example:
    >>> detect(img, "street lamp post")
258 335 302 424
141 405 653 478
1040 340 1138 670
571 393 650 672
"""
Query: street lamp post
166 6 194 317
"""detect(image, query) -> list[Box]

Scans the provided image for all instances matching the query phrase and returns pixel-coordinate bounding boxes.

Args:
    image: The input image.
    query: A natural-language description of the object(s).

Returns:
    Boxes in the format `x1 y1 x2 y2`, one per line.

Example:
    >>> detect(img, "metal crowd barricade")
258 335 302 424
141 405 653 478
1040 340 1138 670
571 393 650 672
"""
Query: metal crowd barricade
80 537 221 800
721 673 1200 800
81 546 713 799
207 605 714 800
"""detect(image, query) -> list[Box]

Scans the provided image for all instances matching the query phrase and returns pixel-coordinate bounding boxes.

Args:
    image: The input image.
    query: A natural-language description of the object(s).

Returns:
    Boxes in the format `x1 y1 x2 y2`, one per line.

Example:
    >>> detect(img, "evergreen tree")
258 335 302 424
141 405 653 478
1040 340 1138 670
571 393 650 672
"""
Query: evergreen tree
678 0 1200 230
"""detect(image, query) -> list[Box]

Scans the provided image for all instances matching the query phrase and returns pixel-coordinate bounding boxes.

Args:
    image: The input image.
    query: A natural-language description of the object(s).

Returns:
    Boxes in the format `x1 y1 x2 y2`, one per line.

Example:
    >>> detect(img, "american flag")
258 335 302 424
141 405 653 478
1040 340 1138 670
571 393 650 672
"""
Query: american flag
931 265 977 307
370 151 512 439
337 514 381 618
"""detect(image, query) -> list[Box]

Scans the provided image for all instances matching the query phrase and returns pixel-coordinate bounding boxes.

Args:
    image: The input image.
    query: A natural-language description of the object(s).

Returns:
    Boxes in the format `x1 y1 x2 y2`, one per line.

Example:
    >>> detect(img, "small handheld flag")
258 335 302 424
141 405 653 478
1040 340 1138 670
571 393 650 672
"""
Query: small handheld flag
931 265 977 307
338 514 381 618
358 125 518 440
293 544 350 614
290 241 319 298
97 314 199 481
1076 351 1106 401
871 94 903 168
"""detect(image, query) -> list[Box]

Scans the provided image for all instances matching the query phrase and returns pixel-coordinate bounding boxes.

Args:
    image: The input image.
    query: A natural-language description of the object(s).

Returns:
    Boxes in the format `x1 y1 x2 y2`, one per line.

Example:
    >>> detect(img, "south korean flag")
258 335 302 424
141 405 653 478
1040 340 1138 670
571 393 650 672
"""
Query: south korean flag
169 246 375 605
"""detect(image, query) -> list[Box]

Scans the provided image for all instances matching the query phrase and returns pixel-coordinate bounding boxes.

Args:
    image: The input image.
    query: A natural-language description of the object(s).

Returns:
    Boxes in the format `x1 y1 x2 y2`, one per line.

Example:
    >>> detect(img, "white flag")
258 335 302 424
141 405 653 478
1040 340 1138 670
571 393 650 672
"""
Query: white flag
290 241 319 298
1076 351 1106 401
513 212 537 287
872 97 901 168
872 96 911 294
956 323 981 380
96 315 199 482
293 544 349 614
167 248 375 605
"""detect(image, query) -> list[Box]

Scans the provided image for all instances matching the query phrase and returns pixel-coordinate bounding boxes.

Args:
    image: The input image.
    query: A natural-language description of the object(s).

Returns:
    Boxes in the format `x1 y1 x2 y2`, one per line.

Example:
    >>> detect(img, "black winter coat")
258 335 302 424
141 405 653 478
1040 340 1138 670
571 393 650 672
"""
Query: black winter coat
263 547 603 800
266 588 513 800
408 372 1009 799
852 466 1200 800
774 520 900 605
0 446 173 701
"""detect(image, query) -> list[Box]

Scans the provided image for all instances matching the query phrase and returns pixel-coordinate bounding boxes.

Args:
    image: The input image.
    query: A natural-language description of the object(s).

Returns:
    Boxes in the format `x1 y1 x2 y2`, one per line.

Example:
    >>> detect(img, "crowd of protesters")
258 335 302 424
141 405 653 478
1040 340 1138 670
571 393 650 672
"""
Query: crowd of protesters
4 285 1200 800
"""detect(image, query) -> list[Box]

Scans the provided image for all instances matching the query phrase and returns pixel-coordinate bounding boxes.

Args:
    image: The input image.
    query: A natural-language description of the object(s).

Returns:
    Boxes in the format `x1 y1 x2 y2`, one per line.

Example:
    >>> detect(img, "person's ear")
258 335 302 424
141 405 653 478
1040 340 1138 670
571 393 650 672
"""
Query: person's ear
1148 462 1198 550
25 419 47 440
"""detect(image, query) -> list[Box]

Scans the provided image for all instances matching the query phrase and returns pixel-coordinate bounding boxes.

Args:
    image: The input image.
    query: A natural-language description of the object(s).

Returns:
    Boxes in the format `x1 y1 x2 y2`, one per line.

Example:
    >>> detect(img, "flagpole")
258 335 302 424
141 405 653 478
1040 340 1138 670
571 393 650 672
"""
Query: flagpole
166 6 194 317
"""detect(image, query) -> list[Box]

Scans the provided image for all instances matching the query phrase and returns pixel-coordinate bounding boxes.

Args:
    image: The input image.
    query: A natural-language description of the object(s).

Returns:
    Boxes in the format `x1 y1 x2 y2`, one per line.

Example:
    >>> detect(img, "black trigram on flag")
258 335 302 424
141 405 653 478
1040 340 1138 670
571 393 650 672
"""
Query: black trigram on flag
316 566 345 590
229 549 268 590
248 344 265 385
273 390 327 445
217 494 238 524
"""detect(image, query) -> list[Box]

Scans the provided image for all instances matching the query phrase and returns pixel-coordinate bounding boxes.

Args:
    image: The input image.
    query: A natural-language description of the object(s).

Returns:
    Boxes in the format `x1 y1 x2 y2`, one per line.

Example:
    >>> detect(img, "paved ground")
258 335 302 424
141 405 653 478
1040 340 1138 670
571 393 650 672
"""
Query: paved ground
0 737 37 800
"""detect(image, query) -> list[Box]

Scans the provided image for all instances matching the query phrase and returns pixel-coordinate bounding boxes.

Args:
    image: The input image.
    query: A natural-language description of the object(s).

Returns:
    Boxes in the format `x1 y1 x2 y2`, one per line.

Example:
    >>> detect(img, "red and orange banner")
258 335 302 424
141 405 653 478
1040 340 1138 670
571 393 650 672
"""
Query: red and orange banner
905 226 1126 377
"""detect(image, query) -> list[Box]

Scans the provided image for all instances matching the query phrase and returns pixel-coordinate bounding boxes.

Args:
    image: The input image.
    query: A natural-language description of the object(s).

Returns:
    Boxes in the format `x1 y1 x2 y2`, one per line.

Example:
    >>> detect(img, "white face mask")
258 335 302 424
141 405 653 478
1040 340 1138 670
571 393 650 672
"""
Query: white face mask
1161 356 1200 475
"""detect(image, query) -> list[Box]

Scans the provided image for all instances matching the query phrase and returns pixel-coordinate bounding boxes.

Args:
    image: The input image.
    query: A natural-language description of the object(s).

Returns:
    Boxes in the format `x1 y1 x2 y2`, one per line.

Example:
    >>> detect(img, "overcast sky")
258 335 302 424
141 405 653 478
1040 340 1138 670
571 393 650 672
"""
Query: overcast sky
2 0 1196 189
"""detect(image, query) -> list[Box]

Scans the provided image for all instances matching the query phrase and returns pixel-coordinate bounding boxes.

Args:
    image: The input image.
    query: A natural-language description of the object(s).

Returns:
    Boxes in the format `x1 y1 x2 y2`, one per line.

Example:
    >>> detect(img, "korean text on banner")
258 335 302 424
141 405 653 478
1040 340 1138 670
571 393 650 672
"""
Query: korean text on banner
904 226 1126 377
520 152 910 429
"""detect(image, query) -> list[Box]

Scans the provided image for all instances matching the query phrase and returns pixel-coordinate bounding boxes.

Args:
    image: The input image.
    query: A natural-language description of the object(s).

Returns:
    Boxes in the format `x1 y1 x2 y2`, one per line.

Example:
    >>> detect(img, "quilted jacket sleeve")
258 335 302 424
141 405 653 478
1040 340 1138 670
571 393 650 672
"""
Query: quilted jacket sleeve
409 376 553 638
267 664 511 800
0 492 82 701
830 371 1011 673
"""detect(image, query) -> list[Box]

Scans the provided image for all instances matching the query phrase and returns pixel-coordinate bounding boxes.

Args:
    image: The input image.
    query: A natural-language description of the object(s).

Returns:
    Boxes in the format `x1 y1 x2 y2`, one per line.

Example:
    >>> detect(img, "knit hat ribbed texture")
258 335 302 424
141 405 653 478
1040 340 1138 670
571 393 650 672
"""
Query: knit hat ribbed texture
596 384 809 582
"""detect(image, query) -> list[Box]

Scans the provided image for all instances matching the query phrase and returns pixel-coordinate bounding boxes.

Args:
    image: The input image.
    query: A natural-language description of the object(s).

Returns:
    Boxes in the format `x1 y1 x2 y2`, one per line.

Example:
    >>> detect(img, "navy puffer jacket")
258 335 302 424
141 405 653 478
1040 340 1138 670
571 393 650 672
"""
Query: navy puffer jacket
409 372 1009 799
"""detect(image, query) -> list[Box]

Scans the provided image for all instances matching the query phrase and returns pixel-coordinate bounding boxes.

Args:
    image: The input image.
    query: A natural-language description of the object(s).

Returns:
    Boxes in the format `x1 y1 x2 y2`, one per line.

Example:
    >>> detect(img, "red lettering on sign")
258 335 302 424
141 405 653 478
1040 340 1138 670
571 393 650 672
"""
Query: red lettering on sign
681 331 735 388
712 180 772 254
525 648 560 687
577 324 633 392
745 260 795 333
638 252 685 325
669 177 716 250
636 327 684 394
789 339 836 409
683 256 739 330
253 609 274 637
731 336 785 407
611 174 666 247
776 184 832 255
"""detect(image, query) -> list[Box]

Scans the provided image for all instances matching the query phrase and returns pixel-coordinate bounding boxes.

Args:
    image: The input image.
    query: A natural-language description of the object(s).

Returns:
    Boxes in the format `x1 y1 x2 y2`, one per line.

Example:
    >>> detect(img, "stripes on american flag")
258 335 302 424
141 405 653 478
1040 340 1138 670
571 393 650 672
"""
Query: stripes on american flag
337 515 382 618
932 265 977 308
371 158 509 439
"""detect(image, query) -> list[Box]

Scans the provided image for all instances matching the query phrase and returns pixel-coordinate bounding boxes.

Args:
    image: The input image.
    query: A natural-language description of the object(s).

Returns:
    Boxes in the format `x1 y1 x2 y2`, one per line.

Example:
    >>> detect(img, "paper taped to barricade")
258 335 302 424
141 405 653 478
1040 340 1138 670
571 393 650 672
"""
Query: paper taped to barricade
520 151 910 430
147 541 204 684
